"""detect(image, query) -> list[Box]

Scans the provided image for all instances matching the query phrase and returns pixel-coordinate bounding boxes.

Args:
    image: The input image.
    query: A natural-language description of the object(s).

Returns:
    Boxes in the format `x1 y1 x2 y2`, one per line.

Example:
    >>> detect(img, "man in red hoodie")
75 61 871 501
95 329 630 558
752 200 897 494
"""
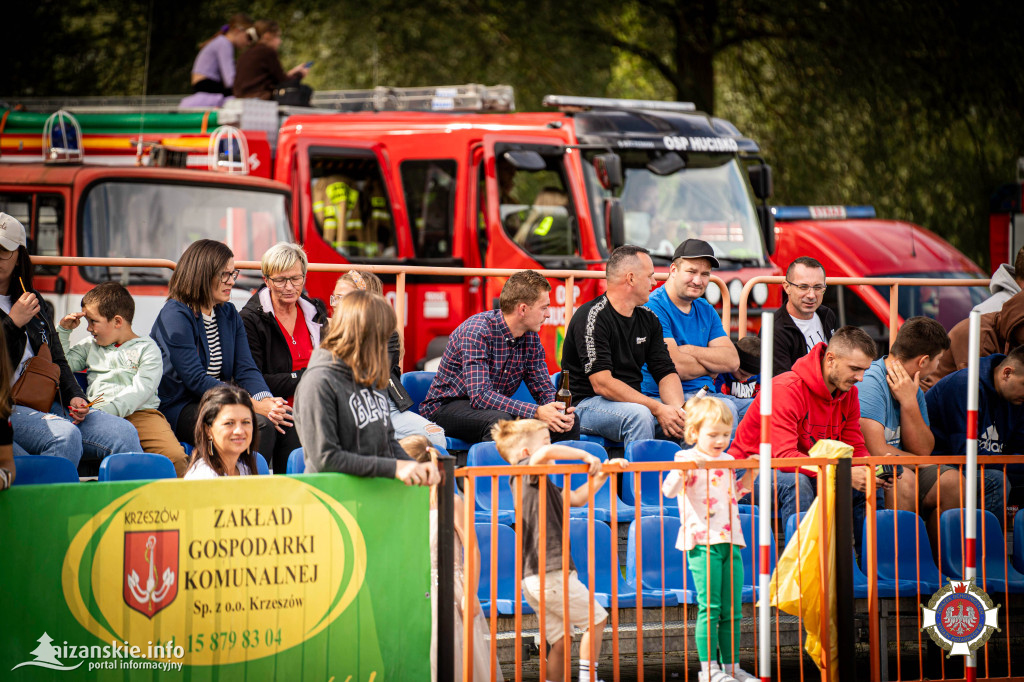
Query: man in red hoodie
730 326 892 541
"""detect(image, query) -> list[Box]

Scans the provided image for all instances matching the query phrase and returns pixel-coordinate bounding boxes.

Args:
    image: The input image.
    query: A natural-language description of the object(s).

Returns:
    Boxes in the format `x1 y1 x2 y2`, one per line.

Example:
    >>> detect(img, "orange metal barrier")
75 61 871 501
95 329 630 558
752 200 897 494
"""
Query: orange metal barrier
734 275 990 348
453 453 1022 682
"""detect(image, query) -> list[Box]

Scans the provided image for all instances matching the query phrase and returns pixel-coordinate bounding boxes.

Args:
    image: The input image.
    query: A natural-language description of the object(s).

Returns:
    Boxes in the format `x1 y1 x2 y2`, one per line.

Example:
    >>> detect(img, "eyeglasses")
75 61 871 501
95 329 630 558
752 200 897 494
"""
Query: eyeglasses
220 269 241 284
329 293 344 307
267 274 305 288
785 280 827 294
0 249 16 260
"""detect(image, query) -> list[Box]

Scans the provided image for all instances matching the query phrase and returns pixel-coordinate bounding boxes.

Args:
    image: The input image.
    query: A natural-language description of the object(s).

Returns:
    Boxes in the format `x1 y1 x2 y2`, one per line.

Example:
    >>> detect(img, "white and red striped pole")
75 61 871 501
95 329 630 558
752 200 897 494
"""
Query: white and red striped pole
964 310 980 682
758 312 774 682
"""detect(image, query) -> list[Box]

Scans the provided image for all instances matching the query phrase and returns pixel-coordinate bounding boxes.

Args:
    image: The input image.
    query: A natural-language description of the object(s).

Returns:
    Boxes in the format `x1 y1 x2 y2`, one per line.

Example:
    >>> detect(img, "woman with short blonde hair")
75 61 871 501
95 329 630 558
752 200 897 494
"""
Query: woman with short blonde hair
241 241 326 473
294 291 439 487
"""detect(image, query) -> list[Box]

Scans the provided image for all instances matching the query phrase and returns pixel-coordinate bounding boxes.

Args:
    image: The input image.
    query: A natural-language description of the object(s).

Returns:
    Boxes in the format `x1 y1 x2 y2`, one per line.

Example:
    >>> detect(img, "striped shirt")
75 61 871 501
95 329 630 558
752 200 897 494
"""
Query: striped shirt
203 312 223 378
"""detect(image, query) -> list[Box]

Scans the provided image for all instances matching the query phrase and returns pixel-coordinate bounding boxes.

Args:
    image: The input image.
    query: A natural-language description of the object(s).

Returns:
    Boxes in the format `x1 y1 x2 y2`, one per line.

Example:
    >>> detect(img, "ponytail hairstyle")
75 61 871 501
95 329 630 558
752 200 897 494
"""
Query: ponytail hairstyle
199 13 254 49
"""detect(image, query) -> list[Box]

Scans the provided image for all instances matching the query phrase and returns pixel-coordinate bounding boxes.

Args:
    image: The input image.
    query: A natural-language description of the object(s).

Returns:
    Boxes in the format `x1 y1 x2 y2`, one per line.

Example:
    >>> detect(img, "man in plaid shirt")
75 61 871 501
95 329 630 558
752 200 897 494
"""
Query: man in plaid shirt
420 271 578 444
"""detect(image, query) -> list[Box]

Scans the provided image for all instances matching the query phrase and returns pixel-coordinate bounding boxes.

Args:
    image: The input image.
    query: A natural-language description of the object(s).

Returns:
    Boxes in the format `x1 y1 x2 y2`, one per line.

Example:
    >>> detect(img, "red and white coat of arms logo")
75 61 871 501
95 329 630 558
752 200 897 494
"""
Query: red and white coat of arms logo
123 530 178 618
922 580 1000 656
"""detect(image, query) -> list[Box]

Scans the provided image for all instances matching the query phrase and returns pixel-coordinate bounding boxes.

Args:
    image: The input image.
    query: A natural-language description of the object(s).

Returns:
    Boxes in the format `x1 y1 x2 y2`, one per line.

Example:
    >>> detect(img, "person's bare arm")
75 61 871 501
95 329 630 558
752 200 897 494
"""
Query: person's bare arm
860 418 918 459
676 336 740 374
886 361 935 455
590 370 686 439
663 338 707 380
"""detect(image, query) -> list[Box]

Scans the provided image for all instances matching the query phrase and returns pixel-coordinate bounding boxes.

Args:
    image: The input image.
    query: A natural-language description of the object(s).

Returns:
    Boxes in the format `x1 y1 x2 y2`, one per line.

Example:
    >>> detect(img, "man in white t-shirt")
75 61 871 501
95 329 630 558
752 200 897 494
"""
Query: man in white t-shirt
766 257 839 375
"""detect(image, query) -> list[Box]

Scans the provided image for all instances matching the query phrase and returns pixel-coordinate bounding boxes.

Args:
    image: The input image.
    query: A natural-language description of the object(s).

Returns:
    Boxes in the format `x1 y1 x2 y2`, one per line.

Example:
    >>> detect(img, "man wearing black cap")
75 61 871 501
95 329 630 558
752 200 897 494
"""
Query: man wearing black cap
641 239 750 435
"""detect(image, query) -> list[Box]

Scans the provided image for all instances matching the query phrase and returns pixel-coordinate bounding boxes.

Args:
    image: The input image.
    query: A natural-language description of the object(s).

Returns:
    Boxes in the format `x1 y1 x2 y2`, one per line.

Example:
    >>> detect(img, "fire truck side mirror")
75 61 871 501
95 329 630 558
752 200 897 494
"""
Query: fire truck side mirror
748 163 773 200
592 153 623 191
757 205 776 255
604 198 625 250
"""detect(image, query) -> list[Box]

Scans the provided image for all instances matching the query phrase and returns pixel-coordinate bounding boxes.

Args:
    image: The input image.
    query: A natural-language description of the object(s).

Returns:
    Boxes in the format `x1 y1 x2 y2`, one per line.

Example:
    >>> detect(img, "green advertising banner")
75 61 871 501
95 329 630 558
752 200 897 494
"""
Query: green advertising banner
0 474 431 680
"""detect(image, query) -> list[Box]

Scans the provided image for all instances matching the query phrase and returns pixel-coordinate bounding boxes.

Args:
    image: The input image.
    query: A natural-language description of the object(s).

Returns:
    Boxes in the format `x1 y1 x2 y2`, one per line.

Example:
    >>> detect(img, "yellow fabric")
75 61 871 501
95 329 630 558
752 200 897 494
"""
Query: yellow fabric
767 439 851 680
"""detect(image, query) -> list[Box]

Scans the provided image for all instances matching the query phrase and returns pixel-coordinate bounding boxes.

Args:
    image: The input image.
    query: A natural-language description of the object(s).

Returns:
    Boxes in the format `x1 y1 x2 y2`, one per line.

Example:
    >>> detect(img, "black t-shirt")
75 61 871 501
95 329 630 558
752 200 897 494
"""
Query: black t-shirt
561 294 675 402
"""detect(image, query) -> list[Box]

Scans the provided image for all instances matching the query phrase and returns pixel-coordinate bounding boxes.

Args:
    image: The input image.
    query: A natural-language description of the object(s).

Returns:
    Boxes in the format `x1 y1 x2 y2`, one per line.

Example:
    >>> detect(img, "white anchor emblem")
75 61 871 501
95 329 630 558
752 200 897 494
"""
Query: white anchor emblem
127 535 176 613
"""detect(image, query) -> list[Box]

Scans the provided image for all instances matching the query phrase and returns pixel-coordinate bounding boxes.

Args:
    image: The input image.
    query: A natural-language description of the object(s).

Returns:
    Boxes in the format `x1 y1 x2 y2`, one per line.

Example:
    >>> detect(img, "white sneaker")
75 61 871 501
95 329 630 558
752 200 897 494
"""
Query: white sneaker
726 667 758 682
698 670 739 682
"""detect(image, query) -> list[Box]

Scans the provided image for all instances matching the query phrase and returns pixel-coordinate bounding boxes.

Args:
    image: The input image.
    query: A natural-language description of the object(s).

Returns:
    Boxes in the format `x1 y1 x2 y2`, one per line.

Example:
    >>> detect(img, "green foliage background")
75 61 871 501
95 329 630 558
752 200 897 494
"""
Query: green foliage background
5 0 1023 269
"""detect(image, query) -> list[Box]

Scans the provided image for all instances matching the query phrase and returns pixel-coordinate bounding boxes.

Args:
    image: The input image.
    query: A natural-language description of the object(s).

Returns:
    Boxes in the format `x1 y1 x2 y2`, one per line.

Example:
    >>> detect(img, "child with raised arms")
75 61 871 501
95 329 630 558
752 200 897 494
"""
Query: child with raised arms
492 418 626 682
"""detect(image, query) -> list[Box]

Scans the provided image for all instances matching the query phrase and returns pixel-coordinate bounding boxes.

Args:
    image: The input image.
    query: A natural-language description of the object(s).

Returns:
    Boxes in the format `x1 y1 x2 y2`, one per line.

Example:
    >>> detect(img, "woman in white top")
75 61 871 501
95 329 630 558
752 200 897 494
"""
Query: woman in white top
184 385 259 479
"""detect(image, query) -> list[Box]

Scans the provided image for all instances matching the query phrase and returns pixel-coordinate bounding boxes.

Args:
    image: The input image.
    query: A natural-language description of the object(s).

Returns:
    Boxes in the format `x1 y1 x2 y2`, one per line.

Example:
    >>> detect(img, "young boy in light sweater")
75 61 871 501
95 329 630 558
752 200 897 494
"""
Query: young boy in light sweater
58 282 188 476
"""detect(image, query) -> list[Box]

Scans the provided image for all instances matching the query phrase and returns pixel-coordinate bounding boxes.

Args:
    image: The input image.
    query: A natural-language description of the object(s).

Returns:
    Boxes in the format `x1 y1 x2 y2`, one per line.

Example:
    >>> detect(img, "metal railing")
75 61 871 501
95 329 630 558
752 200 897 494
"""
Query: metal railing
735 276 991 348
30 255 733 350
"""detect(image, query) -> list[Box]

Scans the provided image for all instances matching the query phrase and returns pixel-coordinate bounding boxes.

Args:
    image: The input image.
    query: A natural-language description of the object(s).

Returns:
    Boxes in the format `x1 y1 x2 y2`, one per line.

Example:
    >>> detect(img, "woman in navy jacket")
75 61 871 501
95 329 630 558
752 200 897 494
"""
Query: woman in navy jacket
151 239 290 446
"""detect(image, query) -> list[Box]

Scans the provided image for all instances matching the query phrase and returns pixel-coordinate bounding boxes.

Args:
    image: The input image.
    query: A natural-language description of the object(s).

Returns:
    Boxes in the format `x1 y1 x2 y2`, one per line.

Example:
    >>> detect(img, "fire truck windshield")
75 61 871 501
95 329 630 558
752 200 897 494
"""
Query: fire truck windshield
79 181 291 286
583 151 767 266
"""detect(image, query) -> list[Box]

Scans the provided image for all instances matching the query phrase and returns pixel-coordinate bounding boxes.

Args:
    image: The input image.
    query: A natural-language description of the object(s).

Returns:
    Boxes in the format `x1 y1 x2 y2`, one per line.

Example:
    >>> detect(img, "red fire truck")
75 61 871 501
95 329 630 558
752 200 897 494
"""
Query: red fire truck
2 87 781 370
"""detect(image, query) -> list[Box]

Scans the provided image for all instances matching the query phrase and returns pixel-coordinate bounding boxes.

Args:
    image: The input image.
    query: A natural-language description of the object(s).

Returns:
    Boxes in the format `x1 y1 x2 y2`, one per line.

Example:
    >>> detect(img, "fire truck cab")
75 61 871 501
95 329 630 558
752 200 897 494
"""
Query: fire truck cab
273 93 781 369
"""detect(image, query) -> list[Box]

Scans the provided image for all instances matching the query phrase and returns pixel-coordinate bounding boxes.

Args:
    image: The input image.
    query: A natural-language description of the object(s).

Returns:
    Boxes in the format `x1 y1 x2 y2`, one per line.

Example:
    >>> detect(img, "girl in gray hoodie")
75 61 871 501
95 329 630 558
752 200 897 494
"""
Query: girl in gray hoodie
294 291 439 487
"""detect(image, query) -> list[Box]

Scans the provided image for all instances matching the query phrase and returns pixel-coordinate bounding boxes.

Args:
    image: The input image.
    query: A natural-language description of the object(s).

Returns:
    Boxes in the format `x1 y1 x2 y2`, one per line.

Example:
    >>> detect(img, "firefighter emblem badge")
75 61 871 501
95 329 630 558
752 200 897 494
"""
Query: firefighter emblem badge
123 530 178 618
922 580 999 656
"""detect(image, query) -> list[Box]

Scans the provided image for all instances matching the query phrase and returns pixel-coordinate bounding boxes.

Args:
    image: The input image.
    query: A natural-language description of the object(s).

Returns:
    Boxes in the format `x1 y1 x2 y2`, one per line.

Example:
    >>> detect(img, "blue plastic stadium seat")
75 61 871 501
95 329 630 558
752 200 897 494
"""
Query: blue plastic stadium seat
547 440 635 523
550 372 561 389
400 371 436 415
940 509 1024 594
786 511 919 598
578 433 623 448
11 455 79 485
255 452 270 475
625 516 690 604
475 522 533 616
1014 509 1024 575
568 518 671 608
466 442 516 525
623 439 682 516
864 509 943 594
737 510 775 602
74 371 88 392
99 453 177 482
180 442 193 456
445 437 473 452
286 448 305 474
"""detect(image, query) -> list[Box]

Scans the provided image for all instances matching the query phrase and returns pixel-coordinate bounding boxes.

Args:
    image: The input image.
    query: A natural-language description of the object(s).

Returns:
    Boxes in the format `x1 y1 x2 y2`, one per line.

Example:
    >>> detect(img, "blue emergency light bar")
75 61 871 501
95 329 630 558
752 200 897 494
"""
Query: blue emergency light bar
771 205 876 220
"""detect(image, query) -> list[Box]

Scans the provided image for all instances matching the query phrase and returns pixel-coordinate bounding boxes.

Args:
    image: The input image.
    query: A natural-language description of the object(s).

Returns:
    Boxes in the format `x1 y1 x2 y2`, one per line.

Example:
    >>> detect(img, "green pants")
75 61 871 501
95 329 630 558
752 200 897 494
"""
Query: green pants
687 543 744 664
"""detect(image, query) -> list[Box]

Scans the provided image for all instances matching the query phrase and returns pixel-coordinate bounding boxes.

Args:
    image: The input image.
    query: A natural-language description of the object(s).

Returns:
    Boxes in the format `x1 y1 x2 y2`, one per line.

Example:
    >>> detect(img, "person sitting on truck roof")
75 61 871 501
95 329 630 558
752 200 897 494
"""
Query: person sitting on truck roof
0 213 142 468
240 243 328 475
330 270 446 450
234 20 311 104
926 346 1024 524
150 239 292 448
856 317 958 546
561 245 687 445
640 239 752 439
178 14 254 108
927 289 1024 389
974 245 1024 314
419 270 579 445
766 256 838 376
